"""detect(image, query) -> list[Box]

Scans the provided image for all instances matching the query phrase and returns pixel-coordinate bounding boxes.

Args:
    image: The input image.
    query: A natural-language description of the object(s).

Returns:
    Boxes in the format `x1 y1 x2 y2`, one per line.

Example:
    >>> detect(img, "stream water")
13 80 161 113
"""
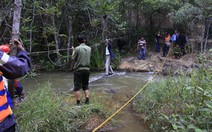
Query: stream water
20 71 156 132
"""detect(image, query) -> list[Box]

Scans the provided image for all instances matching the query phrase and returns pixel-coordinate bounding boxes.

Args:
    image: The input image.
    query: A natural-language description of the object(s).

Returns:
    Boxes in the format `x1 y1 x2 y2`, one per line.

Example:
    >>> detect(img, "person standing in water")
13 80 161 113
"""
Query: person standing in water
71 34 91 105
162 32 171 57
105 39 115 77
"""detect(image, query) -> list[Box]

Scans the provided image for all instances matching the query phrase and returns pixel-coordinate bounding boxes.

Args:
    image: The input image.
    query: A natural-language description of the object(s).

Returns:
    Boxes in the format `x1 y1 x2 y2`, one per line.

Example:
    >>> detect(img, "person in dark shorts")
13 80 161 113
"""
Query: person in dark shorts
71 34 91 105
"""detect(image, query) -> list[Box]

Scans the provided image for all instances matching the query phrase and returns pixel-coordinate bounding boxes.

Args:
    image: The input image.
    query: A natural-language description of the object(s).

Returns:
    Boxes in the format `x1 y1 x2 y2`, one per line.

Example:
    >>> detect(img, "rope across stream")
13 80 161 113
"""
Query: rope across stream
92 48 171 132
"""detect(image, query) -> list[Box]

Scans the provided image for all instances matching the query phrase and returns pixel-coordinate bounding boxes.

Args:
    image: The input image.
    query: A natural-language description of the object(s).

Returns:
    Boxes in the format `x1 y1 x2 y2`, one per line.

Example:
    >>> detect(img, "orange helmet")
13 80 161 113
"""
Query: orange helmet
0 44 10 53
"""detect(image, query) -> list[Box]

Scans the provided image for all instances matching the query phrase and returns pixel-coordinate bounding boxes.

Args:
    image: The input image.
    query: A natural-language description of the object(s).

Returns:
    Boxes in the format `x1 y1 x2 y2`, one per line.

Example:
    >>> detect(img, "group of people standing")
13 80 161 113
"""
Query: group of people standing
154 30 187 58
155 31 172 57
0 29 188 131
136 29 187 60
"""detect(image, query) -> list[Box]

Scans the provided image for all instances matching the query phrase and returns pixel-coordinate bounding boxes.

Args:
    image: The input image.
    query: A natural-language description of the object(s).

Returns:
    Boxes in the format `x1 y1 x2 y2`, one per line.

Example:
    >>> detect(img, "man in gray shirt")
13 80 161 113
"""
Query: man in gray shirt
71 34 91 105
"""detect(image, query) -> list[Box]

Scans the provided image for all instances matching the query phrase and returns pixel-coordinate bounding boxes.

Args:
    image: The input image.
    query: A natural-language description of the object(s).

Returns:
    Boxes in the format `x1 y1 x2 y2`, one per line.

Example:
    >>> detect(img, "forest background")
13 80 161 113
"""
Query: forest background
0 0 211 132
0 0 211 72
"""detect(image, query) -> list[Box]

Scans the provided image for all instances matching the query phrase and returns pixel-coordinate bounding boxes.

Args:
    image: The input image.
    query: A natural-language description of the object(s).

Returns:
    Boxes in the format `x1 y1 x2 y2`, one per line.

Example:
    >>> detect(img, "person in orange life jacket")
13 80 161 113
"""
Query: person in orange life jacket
0 44 26 102
0 39 31 132
0 44 13 108
162 32 171 57
137 37 146 60
105 39 115 77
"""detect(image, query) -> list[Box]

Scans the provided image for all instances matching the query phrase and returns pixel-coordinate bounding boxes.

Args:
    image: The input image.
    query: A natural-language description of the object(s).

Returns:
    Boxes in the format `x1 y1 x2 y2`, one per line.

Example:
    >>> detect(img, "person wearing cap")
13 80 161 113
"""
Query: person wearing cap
71 34 91 105
0 39 31 132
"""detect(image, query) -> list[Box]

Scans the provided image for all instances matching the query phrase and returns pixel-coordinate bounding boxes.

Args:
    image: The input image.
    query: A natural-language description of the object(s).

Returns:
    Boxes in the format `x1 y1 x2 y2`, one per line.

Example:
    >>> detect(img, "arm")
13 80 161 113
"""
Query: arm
137 40 140 50
71 46 78 61
108 44 112 54
144 40 147 48
155 35 158 42
0 48 31 79
0 39 31 79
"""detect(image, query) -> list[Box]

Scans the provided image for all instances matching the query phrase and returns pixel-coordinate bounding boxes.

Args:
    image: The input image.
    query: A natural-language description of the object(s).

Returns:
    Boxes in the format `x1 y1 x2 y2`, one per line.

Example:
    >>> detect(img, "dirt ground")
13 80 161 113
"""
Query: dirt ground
118 51 201 75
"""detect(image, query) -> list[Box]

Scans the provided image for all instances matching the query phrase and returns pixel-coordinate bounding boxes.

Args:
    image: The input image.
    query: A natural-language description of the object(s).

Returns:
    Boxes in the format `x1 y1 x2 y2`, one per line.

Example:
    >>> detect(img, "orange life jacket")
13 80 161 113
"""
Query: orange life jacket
165 35 170 42
0 74 12 122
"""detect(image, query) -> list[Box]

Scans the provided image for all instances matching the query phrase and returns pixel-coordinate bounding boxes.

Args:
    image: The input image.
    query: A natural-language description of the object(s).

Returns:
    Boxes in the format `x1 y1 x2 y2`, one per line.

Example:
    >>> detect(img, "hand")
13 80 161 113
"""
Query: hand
106 39 109 43
71 46 75 56
10 39 25 51
70 46 75 50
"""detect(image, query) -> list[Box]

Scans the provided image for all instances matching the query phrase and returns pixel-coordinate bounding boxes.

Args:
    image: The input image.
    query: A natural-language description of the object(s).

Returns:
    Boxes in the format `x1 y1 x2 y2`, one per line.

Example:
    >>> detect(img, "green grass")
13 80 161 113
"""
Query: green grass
90 48 105 70
14 82 115 132
133 63 212 131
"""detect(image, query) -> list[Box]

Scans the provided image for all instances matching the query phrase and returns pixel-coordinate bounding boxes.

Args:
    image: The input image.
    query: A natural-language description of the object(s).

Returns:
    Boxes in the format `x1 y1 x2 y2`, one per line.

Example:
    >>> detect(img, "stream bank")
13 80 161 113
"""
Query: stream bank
118 52 201 76
18 72 154 132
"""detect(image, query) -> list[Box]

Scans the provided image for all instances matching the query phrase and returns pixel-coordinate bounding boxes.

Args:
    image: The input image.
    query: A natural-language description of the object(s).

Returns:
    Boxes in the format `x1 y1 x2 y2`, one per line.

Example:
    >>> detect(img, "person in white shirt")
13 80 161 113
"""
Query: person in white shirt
105 39 114 77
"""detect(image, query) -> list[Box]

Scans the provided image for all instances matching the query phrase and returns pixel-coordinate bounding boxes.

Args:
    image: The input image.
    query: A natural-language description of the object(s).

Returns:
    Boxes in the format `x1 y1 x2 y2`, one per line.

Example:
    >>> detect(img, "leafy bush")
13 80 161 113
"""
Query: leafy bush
14 82 113 132
90 48 105 70
133 52 212 131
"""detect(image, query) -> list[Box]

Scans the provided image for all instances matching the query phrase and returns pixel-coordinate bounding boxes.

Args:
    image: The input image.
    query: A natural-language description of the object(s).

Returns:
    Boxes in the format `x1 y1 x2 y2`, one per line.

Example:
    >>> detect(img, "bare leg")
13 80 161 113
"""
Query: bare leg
75 91 81 104
84 90 89 98
84 90 90 104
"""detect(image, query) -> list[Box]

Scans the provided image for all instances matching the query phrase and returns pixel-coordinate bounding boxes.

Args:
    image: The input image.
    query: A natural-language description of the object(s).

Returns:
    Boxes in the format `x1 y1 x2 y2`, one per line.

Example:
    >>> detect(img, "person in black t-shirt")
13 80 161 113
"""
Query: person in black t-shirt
176 30 187 56
155 31 162 53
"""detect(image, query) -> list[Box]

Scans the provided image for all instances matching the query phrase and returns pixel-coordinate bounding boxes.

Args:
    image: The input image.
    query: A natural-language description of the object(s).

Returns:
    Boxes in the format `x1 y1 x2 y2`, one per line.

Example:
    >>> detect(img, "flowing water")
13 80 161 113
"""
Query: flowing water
20 71 156 132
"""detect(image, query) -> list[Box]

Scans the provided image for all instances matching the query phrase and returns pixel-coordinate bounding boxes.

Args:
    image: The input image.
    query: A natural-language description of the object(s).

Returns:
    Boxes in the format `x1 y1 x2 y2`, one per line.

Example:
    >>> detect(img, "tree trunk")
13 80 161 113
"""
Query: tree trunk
9 0 22 105
29 0 36 54
200 22 205 53
204 19 211 52
102 14 108 41
127 8 132 47
52 15 61 66
11 0 22 54
67 17 73 66
101 14 108 61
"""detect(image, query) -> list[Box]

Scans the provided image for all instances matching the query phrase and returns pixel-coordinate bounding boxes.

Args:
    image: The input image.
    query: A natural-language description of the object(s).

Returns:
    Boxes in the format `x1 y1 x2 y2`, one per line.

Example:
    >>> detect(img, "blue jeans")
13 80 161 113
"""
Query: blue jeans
156 42 161 53
138 48 145 60
0 115 16 132
163 45 169 56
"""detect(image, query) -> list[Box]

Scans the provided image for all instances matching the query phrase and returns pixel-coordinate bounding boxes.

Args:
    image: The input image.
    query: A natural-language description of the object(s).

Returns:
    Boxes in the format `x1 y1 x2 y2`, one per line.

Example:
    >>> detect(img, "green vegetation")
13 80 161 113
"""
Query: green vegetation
14 82 115 132
133 51 212 131
1 0 212 131
1 0 211 71
91 48 105 70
